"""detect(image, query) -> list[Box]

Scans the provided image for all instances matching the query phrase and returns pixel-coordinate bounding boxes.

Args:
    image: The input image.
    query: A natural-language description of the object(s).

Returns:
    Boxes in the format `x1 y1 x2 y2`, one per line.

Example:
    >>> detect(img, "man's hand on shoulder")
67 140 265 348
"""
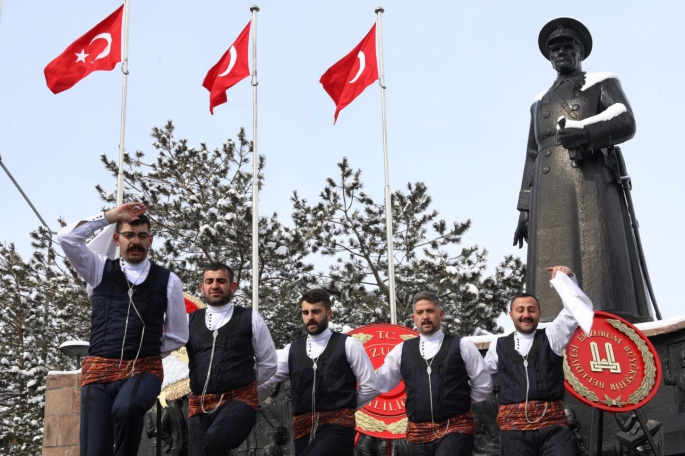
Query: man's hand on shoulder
546 265 573 279
105 202 148 224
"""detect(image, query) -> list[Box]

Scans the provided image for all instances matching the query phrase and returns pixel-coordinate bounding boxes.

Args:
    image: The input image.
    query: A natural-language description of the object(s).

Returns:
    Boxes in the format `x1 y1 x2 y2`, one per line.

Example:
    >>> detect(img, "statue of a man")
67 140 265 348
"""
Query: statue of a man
513 17 653 323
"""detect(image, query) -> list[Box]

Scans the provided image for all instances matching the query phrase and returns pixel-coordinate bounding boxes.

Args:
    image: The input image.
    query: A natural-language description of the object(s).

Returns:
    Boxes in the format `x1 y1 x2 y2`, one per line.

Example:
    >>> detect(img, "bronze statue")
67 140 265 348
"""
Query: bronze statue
514 17 653 323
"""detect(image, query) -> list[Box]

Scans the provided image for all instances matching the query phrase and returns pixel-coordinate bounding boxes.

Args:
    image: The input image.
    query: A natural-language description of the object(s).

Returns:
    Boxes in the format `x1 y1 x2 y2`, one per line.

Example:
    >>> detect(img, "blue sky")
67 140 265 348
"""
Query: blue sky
1 1 682 327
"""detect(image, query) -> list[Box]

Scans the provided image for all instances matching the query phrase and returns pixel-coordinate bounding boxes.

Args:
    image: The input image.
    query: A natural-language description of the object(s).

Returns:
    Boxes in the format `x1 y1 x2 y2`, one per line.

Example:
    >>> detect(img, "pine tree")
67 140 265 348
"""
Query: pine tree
0 226 90 455
291 157 525 335
97 121 316 346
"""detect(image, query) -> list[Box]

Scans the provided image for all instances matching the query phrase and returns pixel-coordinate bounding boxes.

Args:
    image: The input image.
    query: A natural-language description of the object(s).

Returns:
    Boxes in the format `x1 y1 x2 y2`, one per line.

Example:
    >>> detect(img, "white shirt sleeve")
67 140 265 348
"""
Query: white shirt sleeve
252 311 278 387
160 272 189 357
483 338 500 377
547 274 594 356
459 338 493 402
56 213 111 290
259 344 290 393
376 343 404 393
345 337 381 409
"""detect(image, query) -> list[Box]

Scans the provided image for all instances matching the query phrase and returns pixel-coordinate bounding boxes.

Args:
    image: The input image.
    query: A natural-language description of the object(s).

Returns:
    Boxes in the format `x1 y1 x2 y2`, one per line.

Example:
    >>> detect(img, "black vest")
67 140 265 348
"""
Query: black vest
496 329 566 404
187 306 255 394
288 332 357 416
89 259 169 359
400 334 472 423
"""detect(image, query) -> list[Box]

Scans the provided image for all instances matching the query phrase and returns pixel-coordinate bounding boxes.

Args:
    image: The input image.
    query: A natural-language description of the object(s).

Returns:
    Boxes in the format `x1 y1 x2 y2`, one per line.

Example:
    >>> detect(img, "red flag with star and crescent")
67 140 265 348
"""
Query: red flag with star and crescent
203 21 251 114
320 24 378 123
44 5 124 94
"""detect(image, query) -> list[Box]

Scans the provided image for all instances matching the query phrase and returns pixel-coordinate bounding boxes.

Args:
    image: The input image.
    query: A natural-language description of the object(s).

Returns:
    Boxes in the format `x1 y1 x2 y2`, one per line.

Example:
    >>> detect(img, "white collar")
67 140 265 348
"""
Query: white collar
308 327 332 342
515 330 536 340
206 302 234 314
120 257 150 271
420 329 444 342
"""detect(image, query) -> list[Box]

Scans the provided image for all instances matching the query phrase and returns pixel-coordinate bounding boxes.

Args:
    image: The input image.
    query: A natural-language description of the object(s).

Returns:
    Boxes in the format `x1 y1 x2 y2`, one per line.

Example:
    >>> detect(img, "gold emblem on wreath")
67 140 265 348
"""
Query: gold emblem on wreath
355 410 407 435
400 334 417 341
563 318 656 407
351 333 374 344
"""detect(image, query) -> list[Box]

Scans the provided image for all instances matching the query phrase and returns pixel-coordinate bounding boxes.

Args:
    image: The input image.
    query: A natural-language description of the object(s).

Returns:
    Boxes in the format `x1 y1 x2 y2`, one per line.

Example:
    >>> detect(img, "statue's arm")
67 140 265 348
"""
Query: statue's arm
585 77 636 150
514 110 537 248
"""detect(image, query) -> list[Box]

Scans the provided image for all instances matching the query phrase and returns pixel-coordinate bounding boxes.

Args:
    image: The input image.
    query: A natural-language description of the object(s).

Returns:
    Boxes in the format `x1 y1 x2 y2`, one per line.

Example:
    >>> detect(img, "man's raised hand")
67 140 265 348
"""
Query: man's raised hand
105 203 147 224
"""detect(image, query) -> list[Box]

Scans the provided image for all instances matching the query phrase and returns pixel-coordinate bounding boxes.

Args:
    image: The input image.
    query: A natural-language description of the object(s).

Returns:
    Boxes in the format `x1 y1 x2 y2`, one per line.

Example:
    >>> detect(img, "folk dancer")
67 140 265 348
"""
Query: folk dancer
57 203 188 456
484 266 594 456
262 289 380 456
186 262 277 455
376 292 493 456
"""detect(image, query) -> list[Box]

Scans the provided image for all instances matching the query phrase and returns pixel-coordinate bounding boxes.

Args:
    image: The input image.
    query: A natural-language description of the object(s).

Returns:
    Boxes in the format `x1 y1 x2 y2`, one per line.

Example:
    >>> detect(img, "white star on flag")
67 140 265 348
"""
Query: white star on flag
75 49 88 63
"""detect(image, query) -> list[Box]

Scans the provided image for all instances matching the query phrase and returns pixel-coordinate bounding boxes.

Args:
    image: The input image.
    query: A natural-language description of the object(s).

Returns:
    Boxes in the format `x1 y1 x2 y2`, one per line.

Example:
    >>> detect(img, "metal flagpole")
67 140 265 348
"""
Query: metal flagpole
115 0 132 258
375 6 397 325
250 5 260 313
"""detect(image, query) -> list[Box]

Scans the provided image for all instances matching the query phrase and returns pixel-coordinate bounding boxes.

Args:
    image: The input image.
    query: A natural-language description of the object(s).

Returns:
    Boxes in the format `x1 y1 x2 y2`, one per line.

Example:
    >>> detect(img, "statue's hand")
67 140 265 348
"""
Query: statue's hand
513 211 528 249
558 127 590 150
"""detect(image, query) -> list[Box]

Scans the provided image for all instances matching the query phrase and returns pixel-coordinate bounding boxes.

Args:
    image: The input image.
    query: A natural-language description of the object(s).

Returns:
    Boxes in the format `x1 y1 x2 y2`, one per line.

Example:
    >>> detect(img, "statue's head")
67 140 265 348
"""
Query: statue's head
538 18 592 75
273 426 288 445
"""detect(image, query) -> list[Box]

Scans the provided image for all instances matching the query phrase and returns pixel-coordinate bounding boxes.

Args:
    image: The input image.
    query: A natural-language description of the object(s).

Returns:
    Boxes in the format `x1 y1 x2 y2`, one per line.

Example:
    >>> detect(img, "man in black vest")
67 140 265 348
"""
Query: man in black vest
261 289 380 456
484 266 593 456
377 292 493 456
186 262 277 455
57 202 189 456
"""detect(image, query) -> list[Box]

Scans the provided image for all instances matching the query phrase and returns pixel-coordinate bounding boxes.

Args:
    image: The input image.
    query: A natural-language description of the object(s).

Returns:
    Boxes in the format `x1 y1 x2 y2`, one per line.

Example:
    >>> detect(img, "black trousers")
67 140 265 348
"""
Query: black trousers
80 372 162 456
294 424 356 456
500 425 577 456
408 432 474 456
188 399 257 456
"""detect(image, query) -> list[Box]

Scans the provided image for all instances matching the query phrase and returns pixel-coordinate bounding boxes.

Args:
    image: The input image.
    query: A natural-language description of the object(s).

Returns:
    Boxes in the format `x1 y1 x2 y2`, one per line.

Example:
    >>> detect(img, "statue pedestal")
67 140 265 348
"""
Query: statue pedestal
42 371 81 456
662 413 685 456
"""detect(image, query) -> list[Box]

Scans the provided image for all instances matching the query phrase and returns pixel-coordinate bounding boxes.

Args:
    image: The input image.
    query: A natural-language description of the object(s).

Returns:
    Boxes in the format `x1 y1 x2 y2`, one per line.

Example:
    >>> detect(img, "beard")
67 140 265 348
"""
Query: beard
204 290 234 306
305 318 329 335
514 317 538 334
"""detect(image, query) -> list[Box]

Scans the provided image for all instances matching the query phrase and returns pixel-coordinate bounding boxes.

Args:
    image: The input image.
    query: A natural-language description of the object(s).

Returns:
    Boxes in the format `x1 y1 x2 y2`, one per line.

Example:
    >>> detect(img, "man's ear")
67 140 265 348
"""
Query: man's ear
149 234 154 247
328 308 334 320
113 233 121 247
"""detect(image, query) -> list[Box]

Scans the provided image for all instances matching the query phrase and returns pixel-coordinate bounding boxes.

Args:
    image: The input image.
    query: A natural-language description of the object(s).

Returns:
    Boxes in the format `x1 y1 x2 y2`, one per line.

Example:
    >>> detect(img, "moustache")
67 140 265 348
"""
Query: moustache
519 318 534 323
128 247 144 252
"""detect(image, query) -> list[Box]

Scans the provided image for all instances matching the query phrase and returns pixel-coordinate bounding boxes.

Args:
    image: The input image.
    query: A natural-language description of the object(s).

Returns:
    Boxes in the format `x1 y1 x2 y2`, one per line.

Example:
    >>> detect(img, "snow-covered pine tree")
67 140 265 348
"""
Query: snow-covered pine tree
291 157 525 336
97 121 316 346
0 226 90 455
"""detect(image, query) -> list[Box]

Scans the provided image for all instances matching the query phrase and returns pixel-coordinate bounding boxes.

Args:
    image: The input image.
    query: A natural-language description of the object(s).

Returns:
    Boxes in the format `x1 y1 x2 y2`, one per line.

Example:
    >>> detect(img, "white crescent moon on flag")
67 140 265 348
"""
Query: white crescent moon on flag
349 51 365 83
219 46 238 77
89 33 112 62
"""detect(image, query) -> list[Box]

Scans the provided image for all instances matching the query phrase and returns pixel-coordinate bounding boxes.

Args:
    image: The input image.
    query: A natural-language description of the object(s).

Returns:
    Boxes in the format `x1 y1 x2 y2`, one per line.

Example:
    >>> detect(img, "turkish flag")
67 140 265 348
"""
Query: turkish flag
320 24 378 123
44 5 124 94
203 21 251 114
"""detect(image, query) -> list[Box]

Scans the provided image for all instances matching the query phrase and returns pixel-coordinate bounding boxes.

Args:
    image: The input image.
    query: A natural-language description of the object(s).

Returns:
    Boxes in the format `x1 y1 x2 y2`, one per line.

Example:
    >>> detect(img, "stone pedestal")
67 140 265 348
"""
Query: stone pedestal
42 371 81 456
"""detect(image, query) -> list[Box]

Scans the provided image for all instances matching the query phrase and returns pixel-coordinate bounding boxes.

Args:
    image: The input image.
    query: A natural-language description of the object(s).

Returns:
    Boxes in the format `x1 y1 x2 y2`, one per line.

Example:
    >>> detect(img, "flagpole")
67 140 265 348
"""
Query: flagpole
375 6 397 325
250 5 260 313
114 0 131 257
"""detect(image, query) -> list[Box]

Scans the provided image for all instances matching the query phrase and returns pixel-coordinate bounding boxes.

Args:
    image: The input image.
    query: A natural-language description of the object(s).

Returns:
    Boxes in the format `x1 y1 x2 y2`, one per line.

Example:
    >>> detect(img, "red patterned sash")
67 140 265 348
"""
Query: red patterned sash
81 355 163 387
406 410 476 443
188 382 259 418
291 408 356 441
497 400 567 431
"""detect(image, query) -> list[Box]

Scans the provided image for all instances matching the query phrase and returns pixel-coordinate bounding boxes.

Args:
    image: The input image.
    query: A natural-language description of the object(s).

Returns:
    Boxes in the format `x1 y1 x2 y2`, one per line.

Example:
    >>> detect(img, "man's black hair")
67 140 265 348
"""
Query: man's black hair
300 288 331 310
116 214 151 233
203 262 234 283
510 292 541 311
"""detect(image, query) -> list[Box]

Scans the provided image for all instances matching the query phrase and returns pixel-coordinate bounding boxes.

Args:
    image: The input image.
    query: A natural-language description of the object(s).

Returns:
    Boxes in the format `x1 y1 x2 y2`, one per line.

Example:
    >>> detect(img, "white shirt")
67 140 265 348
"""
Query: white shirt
376 329 493 402
56 213 189 357
204 302 278 386
261 328 381 409
483 273 594 376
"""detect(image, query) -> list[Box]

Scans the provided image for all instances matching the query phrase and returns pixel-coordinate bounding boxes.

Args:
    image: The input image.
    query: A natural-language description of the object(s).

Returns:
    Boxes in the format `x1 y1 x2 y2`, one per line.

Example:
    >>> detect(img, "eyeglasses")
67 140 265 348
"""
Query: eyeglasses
119 231 151 240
